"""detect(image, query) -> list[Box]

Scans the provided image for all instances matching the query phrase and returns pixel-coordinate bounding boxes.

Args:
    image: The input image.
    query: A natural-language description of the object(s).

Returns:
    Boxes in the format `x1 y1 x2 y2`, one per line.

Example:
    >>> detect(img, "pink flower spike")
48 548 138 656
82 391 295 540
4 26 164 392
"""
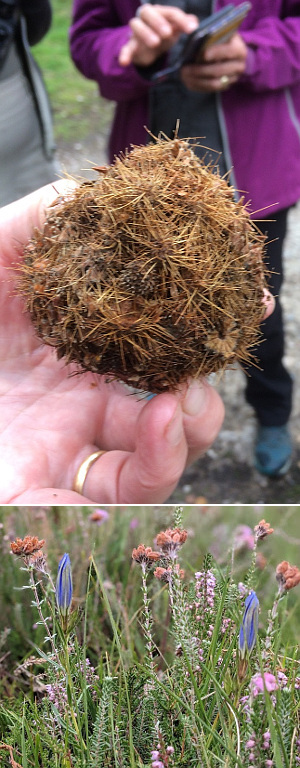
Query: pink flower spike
251 672 278 696
246 739 256 749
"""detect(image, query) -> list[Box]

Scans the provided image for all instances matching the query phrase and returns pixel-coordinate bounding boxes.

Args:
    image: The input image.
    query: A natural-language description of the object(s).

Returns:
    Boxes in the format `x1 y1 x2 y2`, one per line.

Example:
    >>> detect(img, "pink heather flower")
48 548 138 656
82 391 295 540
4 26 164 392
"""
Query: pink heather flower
251 672 278 697
263 730 271 749
233 525 255 551
129 517 139 530
246 739 256 749
89 509 110 524
276 671 288 686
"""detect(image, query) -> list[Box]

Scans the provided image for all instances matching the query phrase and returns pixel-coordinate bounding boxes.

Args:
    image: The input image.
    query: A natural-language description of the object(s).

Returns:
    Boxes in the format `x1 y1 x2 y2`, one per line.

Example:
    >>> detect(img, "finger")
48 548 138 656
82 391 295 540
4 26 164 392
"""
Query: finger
0 179 77 265
140 5 198 35
129 16 166 47
91 378 222 456
180 379 225 463
9 488 93 503
261 288 275 320
204 43 234 62
76 394 189 503
183 61 240 80
181 73 235 92
119 8 198 68
119 37 140 66
203 34 246 62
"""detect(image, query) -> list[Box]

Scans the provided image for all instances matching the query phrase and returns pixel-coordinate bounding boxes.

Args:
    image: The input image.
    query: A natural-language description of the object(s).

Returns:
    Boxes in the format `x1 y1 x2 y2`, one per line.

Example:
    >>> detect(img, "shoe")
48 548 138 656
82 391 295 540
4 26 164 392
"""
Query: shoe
255 425 292 477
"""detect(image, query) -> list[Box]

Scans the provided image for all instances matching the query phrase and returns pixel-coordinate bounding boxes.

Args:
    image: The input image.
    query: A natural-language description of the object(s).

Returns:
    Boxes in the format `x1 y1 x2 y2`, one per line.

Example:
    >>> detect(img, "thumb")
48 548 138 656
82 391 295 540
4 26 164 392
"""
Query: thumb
0 179 77 266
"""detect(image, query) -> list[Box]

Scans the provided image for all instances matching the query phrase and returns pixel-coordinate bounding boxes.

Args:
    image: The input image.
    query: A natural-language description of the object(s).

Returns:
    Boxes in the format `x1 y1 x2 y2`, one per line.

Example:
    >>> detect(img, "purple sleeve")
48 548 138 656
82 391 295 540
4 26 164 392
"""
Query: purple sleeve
69 0 150 103
240 10 300 91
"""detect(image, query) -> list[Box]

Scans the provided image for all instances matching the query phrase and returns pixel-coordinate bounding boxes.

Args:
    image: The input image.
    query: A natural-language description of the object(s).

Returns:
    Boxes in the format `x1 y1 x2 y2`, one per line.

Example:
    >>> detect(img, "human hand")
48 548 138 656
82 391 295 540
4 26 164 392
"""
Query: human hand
0 181 227 504
181 33 247 92
119 3 198 68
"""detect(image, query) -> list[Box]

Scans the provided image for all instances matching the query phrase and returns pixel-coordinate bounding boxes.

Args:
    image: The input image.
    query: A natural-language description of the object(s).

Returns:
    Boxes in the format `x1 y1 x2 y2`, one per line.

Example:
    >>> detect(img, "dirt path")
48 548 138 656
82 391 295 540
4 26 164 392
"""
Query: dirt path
57 136 300 505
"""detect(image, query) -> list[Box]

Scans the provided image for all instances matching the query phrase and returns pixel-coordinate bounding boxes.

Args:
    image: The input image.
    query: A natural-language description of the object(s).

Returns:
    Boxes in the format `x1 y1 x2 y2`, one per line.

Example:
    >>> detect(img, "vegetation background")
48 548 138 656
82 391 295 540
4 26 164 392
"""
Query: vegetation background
0 505 299 768
0 504 299 676
34 0 113 143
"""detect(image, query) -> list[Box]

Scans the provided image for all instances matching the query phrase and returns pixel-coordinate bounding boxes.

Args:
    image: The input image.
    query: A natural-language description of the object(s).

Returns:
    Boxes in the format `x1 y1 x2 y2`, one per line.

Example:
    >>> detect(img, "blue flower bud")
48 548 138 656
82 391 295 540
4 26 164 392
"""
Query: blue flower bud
56 553 73 617
239 590 259 659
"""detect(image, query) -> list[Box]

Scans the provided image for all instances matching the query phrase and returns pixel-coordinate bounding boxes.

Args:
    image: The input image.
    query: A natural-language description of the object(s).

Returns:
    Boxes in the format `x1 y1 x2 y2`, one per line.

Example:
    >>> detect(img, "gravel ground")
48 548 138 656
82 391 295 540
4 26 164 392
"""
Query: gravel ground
57 136 300 505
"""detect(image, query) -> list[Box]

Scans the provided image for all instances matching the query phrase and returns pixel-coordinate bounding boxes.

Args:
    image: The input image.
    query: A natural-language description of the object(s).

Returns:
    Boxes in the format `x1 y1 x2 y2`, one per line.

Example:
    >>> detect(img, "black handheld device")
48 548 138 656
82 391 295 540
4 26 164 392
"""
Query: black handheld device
151 2 251 83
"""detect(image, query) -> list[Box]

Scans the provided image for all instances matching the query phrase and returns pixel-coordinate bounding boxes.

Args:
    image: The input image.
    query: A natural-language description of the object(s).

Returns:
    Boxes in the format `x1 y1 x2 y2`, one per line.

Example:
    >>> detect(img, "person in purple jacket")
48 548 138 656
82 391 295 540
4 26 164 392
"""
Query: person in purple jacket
69 0 300 478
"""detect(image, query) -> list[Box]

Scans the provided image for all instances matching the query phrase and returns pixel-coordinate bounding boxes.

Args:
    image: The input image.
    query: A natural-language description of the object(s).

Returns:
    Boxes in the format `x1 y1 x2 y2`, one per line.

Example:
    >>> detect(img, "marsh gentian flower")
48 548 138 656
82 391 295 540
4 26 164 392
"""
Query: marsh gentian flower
239 590 259 658
56 553 73 617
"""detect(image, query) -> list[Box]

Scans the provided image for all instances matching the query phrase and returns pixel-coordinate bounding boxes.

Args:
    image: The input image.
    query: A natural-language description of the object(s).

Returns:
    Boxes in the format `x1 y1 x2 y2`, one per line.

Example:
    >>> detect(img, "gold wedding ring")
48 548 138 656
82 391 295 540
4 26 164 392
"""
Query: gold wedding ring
220 75 230 88
73 450 107 495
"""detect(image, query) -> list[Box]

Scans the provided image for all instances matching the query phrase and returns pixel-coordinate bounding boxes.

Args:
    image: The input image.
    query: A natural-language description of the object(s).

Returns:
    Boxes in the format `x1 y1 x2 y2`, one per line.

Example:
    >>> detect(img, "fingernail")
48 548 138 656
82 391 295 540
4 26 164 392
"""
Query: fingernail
182 380 207 416
166 404 183 445
187 16 199 31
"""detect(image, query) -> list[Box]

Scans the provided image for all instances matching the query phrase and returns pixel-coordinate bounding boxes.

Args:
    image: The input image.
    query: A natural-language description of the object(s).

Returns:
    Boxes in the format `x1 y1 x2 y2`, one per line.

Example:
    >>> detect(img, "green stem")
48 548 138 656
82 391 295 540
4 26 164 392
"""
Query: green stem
63 637 87 751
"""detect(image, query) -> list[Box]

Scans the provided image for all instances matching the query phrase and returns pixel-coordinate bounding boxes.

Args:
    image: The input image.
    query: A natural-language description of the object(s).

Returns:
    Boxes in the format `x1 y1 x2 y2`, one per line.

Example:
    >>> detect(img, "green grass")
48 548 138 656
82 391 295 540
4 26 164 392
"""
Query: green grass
0 506 299 767
0 504 299 669
33 0 113 141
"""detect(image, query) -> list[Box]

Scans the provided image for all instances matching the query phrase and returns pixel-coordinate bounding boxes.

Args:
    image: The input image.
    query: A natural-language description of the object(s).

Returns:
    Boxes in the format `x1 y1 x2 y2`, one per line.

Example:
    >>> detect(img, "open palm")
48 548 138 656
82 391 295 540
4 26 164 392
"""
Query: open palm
0 181 225 504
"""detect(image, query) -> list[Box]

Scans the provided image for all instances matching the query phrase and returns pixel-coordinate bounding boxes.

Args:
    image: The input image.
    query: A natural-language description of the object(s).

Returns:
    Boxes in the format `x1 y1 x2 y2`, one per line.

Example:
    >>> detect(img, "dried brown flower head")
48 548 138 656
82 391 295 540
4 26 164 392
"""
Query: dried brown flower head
255 552 267 570
17 137 267 393
11 535 45 557
132 545 160 568
156 528 188 557
276 561 300 592
254 519 274 541
10 535 46 571
154 565 185 582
